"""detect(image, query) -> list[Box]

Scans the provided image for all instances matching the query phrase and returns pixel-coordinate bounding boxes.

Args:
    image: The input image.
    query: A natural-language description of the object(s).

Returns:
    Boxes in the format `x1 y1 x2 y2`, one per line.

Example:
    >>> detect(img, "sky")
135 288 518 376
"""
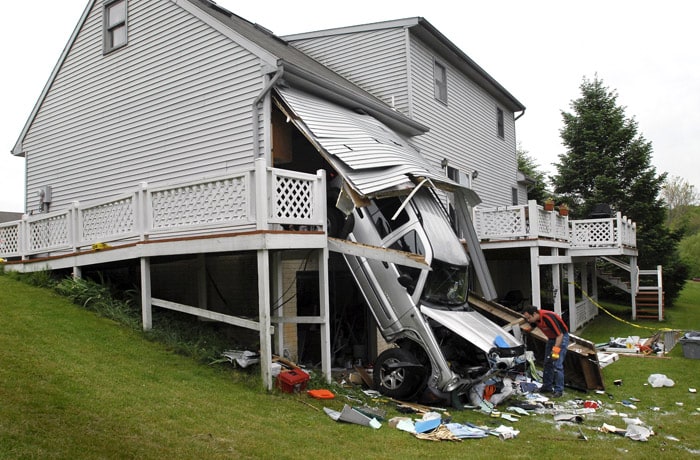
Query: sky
2 0 699 213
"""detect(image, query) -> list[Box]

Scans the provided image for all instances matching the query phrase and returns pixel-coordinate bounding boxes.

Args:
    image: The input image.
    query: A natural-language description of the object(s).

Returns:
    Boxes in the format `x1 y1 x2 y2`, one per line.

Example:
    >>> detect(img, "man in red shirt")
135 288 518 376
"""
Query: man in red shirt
522 305 570 397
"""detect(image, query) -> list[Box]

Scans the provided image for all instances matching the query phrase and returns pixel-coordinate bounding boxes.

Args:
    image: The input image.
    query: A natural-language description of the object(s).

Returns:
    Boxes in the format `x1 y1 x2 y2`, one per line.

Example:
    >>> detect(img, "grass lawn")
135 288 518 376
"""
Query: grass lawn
1 275 699 459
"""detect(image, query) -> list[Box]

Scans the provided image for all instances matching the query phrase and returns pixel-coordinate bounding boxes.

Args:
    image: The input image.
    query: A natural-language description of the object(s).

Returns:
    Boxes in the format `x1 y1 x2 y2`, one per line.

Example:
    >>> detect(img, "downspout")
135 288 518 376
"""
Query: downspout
514 109 526 122
252 67 285 158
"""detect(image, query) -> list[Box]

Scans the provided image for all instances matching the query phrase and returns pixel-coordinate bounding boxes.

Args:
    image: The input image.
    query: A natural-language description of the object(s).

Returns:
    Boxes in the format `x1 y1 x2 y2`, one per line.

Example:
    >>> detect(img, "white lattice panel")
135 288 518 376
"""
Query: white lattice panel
271 175 315 222
150 176 249 230
537 209 554 237
81 196 136 242
554 216 568 240
0 223 20 256
475 208 526 239
28 214 70 252
572 221 614 246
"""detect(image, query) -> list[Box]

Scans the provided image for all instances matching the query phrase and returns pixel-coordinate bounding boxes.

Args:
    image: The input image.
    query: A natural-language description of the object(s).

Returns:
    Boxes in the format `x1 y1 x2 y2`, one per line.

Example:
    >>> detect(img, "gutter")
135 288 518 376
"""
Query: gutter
514 109 526 122
251 67 285 158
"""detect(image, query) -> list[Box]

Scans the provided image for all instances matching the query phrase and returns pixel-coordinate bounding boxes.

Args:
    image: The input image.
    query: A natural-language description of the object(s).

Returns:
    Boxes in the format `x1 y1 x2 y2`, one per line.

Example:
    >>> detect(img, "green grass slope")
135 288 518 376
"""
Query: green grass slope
1 276 698 459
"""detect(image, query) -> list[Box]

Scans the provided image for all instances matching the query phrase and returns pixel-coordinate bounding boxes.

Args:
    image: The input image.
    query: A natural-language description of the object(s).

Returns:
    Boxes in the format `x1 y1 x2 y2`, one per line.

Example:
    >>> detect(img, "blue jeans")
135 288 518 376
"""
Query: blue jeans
543 333 569 393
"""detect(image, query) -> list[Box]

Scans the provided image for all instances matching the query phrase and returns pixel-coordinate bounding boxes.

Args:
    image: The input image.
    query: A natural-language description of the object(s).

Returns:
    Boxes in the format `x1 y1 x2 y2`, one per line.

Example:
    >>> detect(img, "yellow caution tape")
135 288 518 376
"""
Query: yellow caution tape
570 281 676 332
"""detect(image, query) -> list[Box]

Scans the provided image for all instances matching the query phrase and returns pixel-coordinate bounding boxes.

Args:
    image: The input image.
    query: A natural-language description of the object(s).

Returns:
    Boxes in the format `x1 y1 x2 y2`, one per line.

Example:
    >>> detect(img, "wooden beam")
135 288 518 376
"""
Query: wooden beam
328 237 428 269
151 297 270 333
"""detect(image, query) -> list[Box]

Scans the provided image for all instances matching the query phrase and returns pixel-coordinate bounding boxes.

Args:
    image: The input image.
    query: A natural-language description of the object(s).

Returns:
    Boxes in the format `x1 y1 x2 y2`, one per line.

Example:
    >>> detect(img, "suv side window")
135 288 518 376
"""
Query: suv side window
389 229 424 255
367 197 409 239
389 229 425 295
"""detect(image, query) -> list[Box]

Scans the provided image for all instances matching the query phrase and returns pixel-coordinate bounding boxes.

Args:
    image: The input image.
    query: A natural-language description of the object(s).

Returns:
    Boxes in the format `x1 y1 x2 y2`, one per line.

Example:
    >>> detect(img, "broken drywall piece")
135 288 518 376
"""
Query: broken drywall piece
600 423 627 436
553 413 584 423
489 425 520 440
444 423 489 439
414 417 441 434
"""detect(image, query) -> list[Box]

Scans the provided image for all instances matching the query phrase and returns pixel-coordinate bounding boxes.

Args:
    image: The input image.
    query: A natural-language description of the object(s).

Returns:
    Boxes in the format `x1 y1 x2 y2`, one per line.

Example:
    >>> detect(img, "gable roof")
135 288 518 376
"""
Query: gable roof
284 17 526 113
12 0 427 157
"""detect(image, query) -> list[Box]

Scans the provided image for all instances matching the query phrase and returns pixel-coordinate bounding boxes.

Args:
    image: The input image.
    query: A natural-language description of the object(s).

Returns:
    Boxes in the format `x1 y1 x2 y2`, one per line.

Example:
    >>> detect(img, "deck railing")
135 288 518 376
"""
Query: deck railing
0 160 326 260
473 200 636 249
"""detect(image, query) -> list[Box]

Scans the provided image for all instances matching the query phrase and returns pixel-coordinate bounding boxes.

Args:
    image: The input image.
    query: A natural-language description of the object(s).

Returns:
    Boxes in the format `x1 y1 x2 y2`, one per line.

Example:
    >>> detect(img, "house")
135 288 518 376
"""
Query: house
1 0 648 390
284 18 526 208
280 17 658 327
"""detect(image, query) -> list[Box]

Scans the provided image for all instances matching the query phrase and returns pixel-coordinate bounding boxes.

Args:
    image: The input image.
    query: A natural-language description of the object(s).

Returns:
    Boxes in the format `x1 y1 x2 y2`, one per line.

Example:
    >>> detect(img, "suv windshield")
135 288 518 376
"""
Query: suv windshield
421 260 469 307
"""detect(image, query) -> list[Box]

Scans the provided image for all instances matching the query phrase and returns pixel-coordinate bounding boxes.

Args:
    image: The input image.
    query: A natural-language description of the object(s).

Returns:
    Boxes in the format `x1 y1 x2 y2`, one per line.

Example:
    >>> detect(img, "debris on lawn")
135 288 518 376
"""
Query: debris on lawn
221 349 260 368
597 330 684 357
323 404 381 429
647 373 675 388
414 424 462 442
307 389 335 399
387 412 516 441
223 344 692 447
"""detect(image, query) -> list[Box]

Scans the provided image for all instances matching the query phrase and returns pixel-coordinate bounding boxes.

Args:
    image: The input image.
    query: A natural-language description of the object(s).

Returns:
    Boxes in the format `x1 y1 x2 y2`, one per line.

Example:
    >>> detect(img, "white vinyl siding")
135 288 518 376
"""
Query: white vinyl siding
289 28 410 115
408 38 517 207
289 26 519 207
23 0 263 211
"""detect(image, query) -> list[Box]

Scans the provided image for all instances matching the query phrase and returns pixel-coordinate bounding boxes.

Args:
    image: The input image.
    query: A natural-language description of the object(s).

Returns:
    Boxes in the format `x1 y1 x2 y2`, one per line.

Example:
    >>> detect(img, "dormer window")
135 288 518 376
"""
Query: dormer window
434 60 447 104
104 0 128 53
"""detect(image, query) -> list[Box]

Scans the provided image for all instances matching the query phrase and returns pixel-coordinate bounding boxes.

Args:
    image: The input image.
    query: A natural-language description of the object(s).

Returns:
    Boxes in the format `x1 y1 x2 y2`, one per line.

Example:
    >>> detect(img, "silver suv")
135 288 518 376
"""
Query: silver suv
336 186 527 407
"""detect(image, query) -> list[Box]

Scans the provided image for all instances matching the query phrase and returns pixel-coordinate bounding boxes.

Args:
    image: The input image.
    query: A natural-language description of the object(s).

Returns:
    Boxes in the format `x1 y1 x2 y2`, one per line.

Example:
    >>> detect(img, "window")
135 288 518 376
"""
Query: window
104 0 128 53
367 197 409 239
446 166 468 186
434 60 447 104
512 187 519 206
497 107 505 139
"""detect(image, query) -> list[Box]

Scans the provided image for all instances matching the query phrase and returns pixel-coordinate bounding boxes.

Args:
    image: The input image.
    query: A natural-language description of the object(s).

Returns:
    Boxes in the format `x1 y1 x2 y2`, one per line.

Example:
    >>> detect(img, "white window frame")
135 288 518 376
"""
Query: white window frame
434 60 447 104
104 0 128 54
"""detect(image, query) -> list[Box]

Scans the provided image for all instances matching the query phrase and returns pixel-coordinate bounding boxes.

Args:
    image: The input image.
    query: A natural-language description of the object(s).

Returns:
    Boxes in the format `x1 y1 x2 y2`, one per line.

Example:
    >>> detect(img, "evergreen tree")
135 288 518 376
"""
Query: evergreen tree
553 76 688 305
516 143 548 203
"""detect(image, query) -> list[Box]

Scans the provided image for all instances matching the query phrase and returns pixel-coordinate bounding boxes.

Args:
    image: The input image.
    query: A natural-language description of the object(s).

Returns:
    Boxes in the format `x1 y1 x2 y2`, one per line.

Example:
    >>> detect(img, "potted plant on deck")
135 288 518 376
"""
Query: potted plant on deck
558 203 569 216
544 197 555 211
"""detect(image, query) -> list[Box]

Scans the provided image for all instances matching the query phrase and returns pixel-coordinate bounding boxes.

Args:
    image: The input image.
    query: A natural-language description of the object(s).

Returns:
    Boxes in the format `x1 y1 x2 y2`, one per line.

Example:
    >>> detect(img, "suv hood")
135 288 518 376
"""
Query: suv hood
421 306 522 352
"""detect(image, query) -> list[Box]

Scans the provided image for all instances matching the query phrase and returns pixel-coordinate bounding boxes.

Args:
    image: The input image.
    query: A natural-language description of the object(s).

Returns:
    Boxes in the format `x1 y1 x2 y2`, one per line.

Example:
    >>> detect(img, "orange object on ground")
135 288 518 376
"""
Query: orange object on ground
307 389 335 399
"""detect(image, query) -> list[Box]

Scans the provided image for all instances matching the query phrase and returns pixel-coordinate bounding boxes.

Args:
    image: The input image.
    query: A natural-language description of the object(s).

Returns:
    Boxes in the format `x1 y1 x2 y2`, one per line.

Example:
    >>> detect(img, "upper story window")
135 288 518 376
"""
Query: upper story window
497 107 505 139
434 60 447 104
104 0 128 54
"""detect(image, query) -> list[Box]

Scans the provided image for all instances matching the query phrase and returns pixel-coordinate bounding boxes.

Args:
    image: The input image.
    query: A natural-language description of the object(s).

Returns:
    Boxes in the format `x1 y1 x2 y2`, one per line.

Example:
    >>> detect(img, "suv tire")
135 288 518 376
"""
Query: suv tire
373 348 424 399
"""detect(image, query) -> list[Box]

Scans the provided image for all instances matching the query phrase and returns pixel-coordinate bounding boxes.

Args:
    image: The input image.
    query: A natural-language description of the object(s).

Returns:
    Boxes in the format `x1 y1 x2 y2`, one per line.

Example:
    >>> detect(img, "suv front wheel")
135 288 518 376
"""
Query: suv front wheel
373 348 425 399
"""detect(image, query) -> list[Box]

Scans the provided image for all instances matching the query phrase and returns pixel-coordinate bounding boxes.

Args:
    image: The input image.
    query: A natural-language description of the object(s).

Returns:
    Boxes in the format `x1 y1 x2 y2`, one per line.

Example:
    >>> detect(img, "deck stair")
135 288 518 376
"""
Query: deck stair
597 270 631 293
596 257 664 321
635 289 665 319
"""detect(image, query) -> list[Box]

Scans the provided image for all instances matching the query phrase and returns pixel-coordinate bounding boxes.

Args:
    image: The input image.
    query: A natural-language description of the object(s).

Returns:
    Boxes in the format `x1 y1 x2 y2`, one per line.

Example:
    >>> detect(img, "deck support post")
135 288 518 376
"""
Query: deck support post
257 249 273 390
140 257 152 331
318 247 331 383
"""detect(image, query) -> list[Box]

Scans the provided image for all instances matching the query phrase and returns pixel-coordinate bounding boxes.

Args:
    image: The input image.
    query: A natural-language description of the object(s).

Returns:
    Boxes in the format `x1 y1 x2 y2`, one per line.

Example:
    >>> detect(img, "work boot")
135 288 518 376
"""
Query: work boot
537 387 553 394
551 391 563 398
